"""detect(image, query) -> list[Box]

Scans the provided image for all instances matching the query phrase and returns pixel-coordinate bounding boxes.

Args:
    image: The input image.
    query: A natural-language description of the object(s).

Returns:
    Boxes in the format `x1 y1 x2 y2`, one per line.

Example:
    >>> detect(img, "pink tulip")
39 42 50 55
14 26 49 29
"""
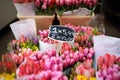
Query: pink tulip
74 43 79 49
110 55 117 63
45 61 51 70
56 57 62 64
84 48 89 56
105 74 112 80
65 0 71 6
71 0 76 5
42 55 49 60
112 72 120 80
107 67 113 75
37 53 43 60
70 58 75 65
66 58 71 65
97 56 104 69
43 0 47 3
73 54 79 62
97 76 104 80
101 63 108 70
75 63 85 75
83 69 91 78
88 68 95 77
42 4 47 9
89 47 95 55
29 74 36 80
18 54 24 64
59 0 64 6
35 0 40 7
43 30 48 37
52 64 59 71
82 57 86 61
58 63 63 71
51 57 56 64
66 55 70 59
96 71 102 79
63 60 68 68
102 69 107 77
61 54 66 59
70 53 74 58
78 53 84 60
87 53 92 59
84 59 92 69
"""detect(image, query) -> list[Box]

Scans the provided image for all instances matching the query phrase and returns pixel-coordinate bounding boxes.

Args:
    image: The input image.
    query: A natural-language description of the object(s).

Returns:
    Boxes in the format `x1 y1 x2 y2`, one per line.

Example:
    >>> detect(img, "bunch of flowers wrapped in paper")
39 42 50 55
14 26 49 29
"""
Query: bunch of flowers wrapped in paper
96 53 120 80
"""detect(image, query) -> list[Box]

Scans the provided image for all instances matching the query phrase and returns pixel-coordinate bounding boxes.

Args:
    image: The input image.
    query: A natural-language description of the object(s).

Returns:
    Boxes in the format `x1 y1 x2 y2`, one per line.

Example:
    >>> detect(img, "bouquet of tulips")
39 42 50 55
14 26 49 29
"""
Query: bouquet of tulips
97 53 120 80
0 54 16 80
7 35 38 54
16 49 68 80
35 0 97 15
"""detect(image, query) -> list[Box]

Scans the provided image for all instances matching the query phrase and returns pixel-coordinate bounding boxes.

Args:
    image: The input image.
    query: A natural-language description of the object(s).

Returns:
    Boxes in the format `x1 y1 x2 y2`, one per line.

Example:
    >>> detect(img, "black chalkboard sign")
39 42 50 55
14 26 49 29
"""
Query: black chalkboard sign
49 25 75 42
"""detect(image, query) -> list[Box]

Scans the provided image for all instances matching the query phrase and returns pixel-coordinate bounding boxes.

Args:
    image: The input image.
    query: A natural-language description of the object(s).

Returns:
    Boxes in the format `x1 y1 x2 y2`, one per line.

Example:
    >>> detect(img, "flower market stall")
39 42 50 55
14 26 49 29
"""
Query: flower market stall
1 18 120 79
0 0 120 80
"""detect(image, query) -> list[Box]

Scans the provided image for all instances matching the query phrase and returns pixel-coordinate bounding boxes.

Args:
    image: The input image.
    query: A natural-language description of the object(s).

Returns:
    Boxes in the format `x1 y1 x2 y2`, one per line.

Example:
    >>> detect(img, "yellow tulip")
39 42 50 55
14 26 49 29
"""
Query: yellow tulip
77 75 87 80
0 73 15 80
89 77 96 80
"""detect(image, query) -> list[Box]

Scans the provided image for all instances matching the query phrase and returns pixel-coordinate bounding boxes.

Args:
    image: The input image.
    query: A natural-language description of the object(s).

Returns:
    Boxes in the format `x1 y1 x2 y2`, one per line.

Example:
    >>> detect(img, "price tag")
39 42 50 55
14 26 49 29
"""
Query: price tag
49 25 75 42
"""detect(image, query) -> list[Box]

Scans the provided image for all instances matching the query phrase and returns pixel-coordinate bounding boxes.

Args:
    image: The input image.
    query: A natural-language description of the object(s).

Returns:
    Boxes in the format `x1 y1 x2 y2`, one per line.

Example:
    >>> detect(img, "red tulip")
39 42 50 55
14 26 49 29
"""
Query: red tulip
103 53 110 66
101 63 107 70
97 56 104 69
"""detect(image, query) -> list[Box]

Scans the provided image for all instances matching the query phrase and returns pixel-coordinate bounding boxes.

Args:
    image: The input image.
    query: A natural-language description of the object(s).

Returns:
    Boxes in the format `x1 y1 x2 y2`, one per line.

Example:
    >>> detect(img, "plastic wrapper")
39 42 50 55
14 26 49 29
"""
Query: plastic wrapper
62 8 91 16
14 2 35 16
39 40 58 51
10 18 37 40
94 35 120 69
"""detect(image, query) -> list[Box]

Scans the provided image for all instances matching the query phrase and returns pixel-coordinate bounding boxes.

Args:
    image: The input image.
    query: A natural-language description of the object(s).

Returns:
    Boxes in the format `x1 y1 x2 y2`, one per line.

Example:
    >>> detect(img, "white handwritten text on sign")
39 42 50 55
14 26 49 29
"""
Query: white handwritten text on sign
49 25 75 41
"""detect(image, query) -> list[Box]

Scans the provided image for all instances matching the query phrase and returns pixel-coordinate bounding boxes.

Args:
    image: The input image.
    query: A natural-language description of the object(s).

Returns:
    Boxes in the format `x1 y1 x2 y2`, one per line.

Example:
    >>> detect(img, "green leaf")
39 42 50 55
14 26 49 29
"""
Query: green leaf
58 9 66 17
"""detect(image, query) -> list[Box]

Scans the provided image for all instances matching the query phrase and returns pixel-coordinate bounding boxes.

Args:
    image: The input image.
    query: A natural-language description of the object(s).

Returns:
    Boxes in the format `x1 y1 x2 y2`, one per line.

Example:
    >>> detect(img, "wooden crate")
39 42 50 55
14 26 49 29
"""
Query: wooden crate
59 15 92 26
17 14 93 31
17 15 54 31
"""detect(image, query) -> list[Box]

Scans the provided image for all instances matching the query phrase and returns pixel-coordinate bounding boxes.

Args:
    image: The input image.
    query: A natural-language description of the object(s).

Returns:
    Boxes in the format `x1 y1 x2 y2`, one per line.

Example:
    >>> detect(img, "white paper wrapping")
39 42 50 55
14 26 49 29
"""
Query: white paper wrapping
10 18 37 40
14 2 35 16
39 40 58 52
93 35 120 69
39 40 74 54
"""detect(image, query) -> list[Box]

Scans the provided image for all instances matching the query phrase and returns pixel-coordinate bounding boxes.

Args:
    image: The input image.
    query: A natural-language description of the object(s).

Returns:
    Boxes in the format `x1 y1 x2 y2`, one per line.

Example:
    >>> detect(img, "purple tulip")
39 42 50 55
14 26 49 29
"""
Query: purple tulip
106 74 112 80
102 69 107 77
